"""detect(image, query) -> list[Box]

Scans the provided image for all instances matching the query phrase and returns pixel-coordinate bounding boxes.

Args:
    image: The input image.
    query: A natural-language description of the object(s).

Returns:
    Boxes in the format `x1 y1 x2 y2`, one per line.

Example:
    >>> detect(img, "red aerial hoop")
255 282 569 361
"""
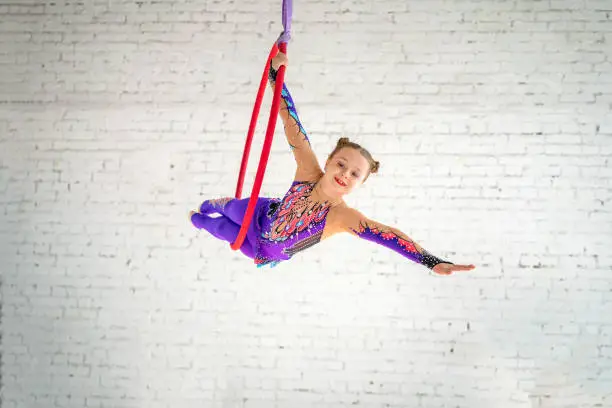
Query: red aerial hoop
230 0 292 251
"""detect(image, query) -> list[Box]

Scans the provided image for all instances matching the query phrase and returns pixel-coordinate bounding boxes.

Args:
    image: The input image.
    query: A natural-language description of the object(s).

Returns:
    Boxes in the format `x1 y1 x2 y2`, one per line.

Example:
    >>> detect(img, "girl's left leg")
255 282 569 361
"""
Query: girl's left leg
190 212 256 259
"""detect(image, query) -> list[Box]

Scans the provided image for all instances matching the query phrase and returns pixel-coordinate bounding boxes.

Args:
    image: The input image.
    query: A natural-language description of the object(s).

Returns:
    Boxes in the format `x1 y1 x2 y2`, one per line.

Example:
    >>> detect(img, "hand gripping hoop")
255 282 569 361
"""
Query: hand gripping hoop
230 0 292 251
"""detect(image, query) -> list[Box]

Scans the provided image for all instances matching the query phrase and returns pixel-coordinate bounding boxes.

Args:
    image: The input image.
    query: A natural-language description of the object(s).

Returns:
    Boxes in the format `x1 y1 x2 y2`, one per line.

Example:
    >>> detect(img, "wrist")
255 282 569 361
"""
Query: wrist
421 249 452 270
268 61 278 82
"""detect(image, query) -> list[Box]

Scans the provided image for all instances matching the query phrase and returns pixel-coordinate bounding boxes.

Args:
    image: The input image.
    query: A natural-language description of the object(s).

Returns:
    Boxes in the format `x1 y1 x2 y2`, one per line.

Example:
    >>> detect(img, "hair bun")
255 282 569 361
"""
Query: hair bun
338 137 350 146
371 161 380 174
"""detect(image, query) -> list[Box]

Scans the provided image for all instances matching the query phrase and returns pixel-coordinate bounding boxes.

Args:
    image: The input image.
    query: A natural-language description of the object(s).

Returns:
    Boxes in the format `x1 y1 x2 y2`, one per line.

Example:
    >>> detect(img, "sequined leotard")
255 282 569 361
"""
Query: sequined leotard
191 180 331 268
253 180 331 267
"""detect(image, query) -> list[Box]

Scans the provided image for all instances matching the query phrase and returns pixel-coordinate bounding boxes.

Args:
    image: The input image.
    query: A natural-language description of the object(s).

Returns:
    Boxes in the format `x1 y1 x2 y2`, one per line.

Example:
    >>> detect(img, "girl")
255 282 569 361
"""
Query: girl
190 52 475 275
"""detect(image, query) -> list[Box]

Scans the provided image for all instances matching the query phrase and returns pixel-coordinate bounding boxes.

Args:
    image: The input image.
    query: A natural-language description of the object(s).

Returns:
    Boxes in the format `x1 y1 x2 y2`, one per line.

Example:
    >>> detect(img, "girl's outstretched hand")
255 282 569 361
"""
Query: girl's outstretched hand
271 52 288 71
432 263 475 275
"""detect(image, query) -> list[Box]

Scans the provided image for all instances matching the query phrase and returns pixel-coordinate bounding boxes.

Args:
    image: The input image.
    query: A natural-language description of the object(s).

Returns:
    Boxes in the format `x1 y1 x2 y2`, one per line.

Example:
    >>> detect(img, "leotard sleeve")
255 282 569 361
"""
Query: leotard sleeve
341 209 453 270
269 63 323 181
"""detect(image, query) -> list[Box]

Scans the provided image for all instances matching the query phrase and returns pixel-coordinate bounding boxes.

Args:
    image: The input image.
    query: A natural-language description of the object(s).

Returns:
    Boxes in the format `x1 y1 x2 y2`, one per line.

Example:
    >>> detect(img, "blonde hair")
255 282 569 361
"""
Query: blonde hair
327 137 380 180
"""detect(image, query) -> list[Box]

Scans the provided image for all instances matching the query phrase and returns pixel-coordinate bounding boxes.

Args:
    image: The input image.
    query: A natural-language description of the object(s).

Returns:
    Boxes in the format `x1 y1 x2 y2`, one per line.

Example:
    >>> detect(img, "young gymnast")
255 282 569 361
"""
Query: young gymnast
190 52 475 275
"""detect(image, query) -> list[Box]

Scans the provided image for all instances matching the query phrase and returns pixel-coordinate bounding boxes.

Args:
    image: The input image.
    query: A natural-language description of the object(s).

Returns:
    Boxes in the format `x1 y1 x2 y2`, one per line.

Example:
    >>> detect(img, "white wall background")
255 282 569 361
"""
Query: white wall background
1 0 611 407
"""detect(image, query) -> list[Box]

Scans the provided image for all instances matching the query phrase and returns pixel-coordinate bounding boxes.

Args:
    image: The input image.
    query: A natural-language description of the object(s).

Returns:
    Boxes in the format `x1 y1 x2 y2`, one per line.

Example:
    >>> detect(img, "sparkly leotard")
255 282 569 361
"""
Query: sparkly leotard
253 180 330 267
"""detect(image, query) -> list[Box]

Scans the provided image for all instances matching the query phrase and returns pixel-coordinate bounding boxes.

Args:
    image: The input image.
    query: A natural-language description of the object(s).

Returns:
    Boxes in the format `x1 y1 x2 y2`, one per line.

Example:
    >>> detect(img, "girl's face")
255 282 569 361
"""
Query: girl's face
323 147 370 195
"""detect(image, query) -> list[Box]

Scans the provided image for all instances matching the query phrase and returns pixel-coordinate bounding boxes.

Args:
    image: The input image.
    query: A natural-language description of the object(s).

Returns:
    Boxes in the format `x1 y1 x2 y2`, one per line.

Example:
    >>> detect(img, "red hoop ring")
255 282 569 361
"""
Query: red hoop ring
230 41 288 251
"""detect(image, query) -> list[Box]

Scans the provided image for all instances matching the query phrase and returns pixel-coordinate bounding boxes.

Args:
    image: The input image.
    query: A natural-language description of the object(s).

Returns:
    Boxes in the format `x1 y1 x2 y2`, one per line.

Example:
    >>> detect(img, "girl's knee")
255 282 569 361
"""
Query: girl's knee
190 212 209 229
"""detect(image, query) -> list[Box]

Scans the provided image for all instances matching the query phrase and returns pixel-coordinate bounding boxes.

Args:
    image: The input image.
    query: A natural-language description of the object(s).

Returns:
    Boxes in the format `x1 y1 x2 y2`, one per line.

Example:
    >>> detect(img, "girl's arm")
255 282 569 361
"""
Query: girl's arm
340 208 474 274
268 58 323 181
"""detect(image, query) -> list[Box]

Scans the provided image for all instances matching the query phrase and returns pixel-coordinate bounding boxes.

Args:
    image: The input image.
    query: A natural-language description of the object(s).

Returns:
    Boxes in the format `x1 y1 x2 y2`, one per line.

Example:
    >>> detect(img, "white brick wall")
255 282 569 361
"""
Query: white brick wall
1 0 611 407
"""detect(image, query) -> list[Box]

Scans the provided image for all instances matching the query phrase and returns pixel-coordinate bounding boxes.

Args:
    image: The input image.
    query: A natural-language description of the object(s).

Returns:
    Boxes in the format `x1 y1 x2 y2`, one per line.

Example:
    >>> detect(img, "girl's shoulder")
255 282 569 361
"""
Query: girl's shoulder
330 203 362 220
324 203 362 236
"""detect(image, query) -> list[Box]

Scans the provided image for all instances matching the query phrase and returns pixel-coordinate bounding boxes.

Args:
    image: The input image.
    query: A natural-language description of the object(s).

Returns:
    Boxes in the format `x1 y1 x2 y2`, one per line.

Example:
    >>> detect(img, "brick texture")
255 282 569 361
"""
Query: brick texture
1 0 611 407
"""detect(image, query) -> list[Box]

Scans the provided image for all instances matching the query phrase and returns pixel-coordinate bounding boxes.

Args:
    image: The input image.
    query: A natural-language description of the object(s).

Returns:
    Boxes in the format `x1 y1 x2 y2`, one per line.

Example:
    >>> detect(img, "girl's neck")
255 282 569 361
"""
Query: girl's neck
312 179 344 208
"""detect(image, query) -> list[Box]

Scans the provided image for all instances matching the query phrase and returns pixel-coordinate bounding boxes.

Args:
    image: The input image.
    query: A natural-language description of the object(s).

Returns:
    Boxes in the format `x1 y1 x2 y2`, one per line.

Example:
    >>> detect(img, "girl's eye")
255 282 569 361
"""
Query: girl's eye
337 162 344 168
352 172 359 178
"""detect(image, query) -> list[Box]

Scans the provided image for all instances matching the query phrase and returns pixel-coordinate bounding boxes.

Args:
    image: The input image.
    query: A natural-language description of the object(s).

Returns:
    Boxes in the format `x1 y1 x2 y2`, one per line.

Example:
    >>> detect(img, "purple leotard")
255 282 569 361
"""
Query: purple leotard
191 179 330 268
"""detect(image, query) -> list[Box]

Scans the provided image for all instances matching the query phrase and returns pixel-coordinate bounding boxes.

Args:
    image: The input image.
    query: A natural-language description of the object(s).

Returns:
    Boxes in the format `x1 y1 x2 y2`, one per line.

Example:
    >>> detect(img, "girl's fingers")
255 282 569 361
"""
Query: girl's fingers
453 264 475 271
433 263 475 275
